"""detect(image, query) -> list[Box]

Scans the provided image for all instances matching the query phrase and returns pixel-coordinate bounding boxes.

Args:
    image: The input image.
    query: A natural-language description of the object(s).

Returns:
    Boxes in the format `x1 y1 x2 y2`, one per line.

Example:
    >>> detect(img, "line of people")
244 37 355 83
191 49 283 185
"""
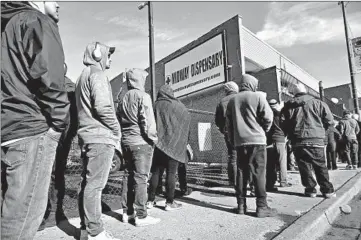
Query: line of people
2 2 361 240
1 2 193 240
215 74 360 218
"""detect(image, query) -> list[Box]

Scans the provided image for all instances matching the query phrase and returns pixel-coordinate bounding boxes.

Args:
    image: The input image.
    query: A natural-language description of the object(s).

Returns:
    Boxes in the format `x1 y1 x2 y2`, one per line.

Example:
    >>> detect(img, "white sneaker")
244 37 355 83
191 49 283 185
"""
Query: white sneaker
135 215 161 227
122 212 136 223
88 230 120 240
146 201 156 209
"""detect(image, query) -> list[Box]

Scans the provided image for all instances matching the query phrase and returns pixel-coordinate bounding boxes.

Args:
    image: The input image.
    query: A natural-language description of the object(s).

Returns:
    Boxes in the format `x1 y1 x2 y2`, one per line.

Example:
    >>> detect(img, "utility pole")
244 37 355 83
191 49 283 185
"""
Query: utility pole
139 1 156 104
340 1 359 114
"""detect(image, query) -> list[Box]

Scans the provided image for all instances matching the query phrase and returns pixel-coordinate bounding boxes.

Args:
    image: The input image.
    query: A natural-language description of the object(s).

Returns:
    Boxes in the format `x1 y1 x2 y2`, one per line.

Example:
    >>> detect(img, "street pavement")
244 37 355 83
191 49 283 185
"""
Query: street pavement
35 163 361 240
319 191 361 240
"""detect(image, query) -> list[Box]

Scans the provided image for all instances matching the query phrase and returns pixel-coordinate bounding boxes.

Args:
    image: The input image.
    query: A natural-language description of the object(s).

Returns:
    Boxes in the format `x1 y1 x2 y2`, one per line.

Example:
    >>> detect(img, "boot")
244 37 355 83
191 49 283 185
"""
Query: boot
256 206 277 218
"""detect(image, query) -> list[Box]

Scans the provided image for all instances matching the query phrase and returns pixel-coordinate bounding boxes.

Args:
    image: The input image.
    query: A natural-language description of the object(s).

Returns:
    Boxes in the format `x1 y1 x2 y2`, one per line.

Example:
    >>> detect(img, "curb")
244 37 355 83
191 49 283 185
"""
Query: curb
273 171 361 240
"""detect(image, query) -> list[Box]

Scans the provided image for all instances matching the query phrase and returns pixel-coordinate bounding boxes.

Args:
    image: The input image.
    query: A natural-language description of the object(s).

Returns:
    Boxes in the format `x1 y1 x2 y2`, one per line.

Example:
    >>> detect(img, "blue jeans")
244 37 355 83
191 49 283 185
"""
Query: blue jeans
78 144 114 237
122 144 154 219
1 129 61 240
235 145 268 208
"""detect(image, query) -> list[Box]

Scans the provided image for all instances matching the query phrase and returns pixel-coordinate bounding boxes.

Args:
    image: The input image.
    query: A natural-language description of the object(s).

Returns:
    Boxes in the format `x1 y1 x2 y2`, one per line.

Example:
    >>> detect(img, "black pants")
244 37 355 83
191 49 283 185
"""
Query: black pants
326 142 337 170
294 146 334 194
344 140 359 166
149 149 179 204
235 145 267 208
44 134 74 219
225 138 237 186
156 155 188 192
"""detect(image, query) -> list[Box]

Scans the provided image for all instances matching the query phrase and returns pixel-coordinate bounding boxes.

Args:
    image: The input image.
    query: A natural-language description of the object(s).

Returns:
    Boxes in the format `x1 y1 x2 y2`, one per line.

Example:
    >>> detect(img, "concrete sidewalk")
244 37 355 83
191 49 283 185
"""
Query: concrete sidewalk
35 164 361 240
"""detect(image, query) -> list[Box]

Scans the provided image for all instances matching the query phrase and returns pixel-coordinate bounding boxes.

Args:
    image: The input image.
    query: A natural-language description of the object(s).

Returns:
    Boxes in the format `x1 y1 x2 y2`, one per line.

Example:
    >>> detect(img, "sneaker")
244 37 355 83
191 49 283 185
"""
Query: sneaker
135 215 161 227
88 230 120 240
122 212 136 223
256 206 277 218
279 182 292 188
305 189 317 198
234 204 247 215
165 201 182 211
146 201 156 209
352 165 357 170
249 188 256 197
346 165 352 170
323 192 336 199
179 188 193 196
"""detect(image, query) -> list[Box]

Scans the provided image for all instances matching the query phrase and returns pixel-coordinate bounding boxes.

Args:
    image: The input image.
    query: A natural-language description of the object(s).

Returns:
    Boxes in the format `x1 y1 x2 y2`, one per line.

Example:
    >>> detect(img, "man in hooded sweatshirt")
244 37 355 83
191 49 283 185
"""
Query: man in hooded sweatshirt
281 83 335 198
339 110 359 169
75 42 121 240
118 68 160 227
215 81 239 186
266 99 292 191
1 2 69 239
226 74 277 218
147 85 191 211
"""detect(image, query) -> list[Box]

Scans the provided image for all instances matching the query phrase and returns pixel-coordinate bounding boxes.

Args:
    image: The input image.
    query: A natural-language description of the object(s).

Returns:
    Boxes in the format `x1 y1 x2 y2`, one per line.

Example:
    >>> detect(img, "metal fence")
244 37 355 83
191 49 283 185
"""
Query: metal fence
62 108 229 213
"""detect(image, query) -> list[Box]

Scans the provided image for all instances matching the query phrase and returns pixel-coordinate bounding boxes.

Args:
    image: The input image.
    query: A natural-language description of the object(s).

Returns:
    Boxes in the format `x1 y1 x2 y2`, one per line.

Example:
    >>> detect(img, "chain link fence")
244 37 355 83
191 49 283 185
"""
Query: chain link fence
62 108 230 213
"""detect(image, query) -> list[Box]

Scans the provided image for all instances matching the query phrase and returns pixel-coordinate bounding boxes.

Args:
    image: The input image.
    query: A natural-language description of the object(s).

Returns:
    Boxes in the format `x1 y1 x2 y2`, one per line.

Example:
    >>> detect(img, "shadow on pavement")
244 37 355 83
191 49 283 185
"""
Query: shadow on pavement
101 202 122 222
56 219 80 240
177 196 235 214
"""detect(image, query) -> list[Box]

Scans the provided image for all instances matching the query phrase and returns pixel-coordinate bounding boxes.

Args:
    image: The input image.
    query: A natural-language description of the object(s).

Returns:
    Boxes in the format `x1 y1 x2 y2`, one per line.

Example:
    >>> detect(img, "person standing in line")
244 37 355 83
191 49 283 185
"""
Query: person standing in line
118 68 160 227
281 83 335 198
286 140 297 171
76 42 121 240
325 123 341 170
339 110 359 169
147 85 191 211
352 114 361 168
1 2 69 239
215 81 239 186
226 74 277 218
39 63 77 230
266 99 292 192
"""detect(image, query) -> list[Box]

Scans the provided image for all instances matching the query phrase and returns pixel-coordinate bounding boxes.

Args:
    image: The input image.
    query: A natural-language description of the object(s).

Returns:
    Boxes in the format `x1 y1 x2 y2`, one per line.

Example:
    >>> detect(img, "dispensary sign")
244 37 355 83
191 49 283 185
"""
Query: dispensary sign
164 34 226 97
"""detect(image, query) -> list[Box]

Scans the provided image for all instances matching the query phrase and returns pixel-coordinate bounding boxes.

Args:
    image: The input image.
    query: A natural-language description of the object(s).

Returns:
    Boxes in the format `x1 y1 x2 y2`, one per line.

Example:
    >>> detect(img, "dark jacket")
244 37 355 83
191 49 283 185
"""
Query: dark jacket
324 126 341 145
267 108 286 144
226 75 273 147
154 85 191 163
1 2 69 142
75 42 121 148
338 118 360 141
215 92 237 135
281 93 334 147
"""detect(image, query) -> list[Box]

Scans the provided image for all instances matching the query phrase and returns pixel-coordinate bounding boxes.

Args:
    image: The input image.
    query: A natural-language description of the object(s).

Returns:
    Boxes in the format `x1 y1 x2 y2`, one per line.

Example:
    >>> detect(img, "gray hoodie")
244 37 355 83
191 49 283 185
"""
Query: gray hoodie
119 68 158 146
75 42 121 148
226 74 273 147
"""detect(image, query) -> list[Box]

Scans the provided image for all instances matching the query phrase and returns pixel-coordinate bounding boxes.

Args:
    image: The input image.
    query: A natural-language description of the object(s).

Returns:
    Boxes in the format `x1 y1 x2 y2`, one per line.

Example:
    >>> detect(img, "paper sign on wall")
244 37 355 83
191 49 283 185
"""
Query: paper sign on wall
198 122 212 151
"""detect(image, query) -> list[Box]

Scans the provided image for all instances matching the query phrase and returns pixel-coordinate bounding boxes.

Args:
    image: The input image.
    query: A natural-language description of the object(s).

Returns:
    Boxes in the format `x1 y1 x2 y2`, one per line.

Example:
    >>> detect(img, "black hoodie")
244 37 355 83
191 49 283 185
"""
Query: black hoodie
281 93 334 146
1 1 69 142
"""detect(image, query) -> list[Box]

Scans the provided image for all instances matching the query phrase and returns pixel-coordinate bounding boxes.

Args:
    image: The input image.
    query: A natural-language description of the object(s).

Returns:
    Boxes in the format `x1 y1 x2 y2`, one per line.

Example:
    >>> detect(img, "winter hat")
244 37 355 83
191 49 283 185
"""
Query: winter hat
224 81 239 94
343 110 351 116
